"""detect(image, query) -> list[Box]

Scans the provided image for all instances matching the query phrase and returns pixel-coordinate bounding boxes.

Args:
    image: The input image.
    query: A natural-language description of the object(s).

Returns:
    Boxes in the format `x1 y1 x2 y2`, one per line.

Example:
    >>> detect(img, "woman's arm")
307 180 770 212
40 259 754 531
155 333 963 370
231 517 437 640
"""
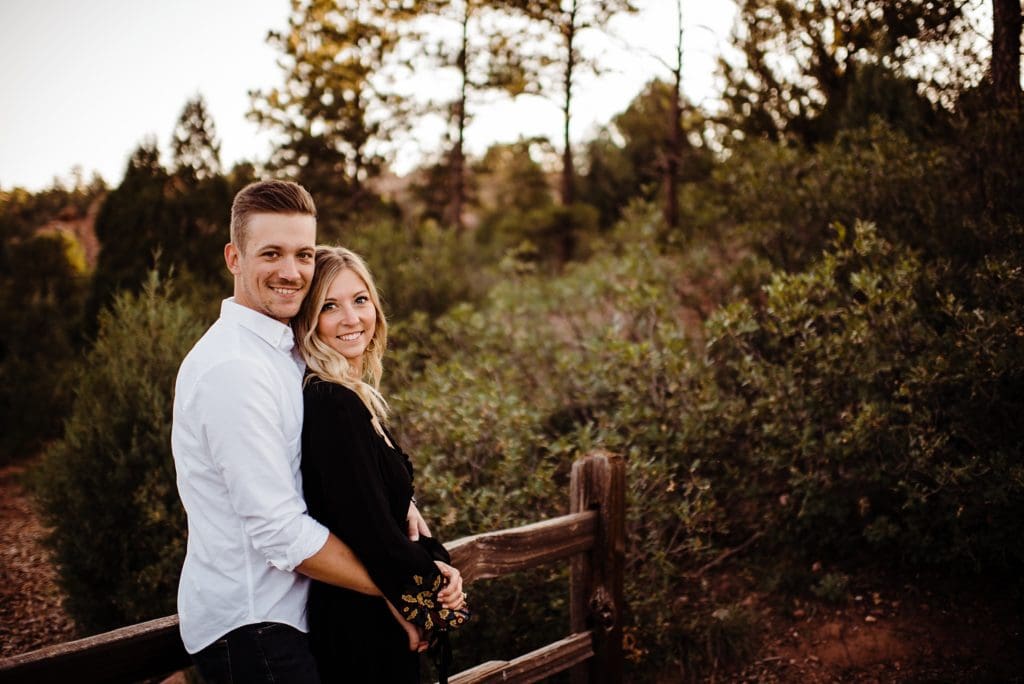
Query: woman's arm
302 382 466 625
406 500 431 541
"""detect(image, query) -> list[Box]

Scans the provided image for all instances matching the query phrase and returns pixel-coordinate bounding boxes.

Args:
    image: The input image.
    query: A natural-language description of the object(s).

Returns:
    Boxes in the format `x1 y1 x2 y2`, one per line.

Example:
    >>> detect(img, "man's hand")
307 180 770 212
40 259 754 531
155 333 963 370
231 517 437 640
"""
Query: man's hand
406 500 431 541
435 560 467 611
386 600 429 653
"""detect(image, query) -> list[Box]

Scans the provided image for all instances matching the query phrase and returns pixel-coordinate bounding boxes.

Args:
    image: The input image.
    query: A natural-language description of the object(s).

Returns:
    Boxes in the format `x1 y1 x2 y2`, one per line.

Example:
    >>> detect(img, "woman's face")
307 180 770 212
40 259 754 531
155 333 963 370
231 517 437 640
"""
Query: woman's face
316 267 377 366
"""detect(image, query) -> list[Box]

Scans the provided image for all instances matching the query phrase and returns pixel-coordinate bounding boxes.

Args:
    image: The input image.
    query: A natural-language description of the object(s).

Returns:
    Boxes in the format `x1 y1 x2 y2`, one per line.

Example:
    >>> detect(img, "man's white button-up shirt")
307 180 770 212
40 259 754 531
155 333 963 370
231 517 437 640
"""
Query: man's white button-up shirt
172 298 329 654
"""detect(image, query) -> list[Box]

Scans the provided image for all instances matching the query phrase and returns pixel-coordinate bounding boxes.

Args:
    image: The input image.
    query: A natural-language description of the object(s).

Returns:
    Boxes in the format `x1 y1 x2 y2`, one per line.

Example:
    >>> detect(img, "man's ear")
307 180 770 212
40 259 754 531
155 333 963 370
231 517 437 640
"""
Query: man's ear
224 242 241 275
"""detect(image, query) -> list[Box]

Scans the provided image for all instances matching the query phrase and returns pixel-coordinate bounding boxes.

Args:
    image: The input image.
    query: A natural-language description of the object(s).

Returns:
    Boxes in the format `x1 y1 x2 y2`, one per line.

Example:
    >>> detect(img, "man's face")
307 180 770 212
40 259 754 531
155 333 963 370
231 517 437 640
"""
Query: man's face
224 212 316 324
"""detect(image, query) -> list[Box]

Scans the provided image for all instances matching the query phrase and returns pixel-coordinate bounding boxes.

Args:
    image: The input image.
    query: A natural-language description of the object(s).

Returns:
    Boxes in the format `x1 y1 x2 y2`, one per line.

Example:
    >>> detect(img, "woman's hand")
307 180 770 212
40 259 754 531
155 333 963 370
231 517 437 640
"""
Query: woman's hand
434 560 467 611
386 600 429 653
406 500 431 541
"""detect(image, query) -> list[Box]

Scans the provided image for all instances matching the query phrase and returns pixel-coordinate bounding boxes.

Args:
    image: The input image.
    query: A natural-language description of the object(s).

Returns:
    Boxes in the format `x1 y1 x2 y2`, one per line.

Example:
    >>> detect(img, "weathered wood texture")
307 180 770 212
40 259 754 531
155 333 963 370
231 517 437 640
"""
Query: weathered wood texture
446 510 596 583
450 631 594 684
0 614 187 684
0 452 625 684
570 450 626 684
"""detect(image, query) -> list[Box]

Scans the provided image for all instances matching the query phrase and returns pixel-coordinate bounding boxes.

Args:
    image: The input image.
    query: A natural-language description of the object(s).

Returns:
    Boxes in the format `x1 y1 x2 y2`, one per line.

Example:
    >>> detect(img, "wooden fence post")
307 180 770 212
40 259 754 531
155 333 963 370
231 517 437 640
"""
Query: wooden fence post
569 450 625 684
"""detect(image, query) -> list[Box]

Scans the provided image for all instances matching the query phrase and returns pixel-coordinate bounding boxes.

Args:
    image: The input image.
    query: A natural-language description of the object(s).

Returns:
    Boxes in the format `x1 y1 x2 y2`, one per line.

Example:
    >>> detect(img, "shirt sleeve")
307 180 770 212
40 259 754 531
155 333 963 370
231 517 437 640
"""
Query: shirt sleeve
301 381 468 633
195 357 329 572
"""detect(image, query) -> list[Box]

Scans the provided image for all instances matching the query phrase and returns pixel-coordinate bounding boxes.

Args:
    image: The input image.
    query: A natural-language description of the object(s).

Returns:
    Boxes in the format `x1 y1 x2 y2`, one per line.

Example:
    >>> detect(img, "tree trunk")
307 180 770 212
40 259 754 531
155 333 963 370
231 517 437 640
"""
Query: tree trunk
664 0 683 231
450 1 470 231
560 0 577 207
991 0 1023 108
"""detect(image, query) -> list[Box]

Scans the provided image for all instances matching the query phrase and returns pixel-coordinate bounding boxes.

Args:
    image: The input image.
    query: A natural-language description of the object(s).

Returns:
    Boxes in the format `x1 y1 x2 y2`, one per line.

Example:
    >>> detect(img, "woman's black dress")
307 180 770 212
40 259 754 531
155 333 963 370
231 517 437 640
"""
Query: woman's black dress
301 378 454 683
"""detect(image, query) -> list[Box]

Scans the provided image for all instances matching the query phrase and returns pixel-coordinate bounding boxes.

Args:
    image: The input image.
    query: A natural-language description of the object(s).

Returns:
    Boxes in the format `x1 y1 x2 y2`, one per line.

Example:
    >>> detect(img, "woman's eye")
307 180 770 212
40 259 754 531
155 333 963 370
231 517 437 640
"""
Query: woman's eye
321 302 336 312
355 296 369 305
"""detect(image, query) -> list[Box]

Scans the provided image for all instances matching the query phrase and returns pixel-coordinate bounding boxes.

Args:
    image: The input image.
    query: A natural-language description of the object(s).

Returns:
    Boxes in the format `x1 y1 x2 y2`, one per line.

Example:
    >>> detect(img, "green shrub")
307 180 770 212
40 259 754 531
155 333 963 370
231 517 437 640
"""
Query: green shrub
31 273 205 632
338 216 497 322
390 212 1023 678
811 572 850 604
389 222 729 677
695 222 1024 572
682 112 1024 274
0 232 89 464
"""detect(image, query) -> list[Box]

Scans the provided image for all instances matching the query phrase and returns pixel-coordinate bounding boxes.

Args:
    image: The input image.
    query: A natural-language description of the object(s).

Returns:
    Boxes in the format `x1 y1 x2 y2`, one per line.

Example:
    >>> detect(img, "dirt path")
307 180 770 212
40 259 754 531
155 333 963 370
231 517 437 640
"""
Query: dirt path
0 462 77 658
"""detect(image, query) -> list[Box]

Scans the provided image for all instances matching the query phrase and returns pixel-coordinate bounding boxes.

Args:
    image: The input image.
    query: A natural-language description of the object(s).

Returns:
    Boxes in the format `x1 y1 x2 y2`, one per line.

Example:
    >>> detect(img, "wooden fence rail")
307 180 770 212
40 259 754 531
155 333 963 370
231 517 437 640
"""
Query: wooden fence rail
0 451 624 684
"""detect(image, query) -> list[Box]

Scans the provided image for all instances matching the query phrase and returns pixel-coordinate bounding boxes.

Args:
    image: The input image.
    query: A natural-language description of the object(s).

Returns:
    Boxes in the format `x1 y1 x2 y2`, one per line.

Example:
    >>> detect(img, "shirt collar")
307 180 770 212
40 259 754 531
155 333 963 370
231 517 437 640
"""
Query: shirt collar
220 298 296 353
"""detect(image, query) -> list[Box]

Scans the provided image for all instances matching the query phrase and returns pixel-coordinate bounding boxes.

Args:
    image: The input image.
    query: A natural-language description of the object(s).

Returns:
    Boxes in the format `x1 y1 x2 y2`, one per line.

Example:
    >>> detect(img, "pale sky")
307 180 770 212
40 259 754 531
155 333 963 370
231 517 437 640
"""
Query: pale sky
0 0 736 192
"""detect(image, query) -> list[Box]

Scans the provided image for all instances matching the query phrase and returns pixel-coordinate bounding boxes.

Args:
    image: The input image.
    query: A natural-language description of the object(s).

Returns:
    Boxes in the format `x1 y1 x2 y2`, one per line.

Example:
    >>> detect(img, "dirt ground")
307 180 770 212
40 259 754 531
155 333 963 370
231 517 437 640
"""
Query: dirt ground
2 461 1022 681
0 462 76 658
721 582 1024 683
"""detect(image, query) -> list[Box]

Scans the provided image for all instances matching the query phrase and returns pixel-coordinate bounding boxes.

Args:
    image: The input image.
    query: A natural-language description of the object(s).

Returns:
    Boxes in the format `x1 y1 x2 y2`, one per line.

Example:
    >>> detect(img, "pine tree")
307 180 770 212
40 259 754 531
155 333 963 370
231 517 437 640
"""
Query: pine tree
505 0 637 206
250 0 417 222
720 0 971 143
171 95 222 182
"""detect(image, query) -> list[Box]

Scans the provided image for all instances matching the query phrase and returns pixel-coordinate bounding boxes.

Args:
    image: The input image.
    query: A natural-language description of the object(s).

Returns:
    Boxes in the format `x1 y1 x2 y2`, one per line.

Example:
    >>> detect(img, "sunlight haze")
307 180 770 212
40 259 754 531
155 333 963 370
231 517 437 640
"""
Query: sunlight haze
0 0 735 191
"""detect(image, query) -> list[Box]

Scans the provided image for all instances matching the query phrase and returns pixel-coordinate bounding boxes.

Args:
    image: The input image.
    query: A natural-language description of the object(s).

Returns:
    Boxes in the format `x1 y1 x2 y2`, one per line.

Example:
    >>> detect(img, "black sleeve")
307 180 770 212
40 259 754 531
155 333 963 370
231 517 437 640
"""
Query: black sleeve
302 381 467 633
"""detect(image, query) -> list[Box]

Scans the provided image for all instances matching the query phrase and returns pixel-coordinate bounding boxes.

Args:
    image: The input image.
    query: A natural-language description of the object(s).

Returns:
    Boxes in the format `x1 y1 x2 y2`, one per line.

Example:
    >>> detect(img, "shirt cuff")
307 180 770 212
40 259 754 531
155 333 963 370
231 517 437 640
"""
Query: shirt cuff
278 516 330 572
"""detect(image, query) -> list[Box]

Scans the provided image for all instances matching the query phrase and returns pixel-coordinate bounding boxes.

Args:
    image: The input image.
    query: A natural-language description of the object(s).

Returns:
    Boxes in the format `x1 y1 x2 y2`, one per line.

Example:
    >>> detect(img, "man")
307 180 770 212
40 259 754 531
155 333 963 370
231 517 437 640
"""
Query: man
171 180 461 683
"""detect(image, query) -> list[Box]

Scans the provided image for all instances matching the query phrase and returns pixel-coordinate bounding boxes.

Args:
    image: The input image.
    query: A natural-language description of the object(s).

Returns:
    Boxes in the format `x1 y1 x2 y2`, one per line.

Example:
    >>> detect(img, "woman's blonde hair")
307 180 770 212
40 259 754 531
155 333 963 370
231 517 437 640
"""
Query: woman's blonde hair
293 246 389 435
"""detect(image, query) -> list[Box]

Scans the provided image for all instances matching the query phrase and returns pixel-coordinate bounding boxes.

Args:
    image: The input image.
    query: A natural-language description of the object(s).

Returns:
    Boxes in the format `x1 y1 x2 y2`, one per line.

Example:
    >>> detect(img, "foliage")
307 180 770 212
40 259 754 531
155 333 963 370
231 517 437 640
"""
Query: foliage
31 273 205 632
11 5 1023 680
87 140 172 326
171 95 222 182
503 0 638 204
0 171 105 242
88 100 239 331
389 220 730 676
696 222 1024 573
410 0 541 229
811 572 850 603
339 215 498 324
580 79 713 229
683 108 1024 271
720 0 975 143
689 121 953 268
0 178 102 464
384 204 1023 677
250 0 416 221
470 139 609 267
0 231 89 464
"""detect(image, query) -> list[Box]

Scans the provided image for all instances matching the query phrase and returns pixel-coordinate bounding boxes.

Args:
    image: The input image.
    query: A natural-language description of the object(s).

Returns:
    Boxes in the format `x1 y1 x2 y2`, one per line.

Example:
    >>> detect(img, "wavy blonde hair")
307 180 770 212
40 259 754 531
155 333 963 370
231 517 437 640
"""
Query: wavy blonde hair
293 246 389 435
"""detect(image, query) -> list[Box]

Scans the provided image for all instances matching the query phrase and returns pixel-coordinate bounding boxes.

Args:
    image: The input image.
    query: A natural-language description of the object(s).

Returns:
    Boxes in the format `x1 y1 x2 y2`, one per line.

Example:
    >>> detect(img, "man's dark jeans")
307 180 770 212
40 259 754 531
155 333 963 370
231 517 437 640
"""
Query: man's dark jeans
191 621 321 684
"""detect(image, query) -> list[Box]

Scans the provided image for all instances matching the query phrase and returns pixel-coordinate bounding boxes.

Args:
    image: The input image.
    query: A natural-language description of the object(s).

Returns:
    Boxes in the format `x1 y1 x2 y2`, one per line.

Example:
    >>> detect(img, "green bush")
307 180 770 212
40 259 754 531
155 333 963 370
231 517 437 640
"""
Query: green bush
31 273 205 632
388 211 1023 678
389 220 731 676
695 222 1024 572
338 216 498 322
683 111 1024 274
0 232 89 464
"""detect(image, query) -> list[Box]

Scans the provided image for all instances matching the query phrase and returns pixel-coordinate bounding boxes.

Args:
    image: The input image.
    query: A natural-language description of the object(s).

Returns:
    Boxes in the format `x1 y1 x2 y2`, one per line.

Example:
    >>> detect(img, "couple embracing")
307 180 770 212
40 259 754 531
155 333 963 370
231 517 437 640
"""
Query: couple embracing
171 180 469 683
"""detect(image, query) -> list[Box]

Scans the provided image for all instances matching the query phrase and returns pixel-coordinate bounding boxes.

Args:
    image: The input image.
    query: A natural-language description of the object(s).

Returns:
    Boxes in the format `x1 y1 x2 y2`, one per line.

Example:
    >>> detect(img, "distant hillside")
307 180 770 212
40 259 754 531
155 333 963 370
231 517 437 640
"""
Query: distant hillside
35 195 103 269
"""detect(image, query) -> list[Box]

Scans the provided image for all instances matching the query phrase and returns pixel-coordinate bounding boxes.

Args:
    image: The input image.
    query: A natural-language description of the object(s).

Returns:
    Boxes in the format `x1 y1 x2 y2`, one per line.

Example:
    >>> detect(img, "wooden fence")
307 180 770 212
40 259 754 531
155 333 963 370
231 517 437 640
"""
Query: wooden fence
0 451 625 684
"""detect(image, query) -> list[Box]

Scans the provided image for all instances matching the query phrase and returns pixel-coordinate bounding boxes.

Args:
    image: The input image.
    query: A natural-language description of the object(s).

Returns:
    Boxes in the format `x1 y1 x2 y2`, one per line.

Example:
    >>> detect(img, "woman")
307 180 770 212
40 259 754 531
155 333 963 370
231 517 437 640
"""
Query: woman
293 246 469 683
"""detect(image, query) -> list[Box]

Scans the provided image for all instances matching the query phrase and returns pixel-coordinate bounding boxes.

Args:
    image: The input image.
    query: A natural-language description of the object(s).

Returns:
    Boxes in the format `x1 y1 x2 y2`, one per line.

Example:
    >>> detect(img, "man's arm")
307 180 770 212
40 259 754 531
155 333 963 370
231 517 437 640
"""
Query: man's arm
296 533 380 595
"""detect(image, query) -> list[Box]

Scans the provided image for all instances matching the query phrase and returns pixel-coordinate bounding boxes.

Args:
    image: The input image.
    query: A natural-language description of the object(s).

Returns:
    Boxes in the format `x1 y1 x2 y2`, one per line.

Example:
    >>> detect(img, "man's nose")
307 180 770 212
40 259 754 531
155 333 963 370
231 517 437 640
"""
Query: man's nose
279 256 301 280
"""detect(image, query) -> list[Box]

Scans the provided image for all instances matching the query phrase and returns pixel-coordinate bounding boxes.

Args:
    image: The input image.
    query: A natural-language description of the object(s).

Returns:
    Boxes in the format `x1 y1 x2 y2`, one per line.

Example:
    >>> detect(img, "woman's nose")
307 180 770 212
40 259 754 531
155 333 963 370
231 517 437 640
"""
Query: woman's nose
339 304 358 325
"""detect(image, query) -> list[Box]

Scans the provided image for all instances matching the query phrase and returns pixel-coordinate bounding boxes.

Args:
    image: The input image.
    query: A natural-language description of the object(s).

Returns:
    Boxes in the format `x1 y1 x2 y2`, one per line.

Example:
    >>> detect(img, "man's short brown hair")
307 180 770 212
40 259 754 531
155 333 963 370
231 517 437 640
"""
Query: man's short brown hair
230 180 317 252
